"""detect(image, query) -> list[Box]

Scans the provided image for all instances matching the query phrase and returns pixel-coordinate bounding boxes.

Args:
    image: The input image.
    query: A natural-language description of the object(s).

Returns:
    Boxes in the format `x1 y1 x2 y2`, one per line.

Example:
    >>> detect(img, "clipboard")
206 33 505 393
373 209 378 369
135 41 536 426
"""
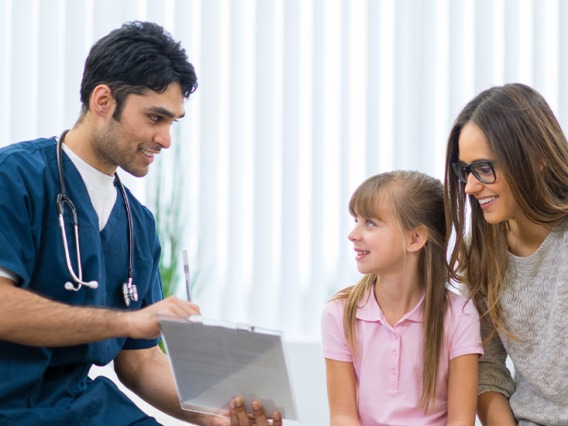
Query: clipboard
159 315 299 421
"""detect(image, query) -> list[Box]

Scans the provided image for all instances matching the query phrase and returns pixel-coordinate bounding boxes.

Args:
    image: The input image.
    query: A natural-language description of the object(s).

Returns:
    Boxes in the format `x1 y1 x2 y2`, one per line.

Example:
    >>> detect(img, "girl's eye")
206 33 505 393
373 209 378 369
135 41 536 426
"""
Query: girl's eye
352 217 375 227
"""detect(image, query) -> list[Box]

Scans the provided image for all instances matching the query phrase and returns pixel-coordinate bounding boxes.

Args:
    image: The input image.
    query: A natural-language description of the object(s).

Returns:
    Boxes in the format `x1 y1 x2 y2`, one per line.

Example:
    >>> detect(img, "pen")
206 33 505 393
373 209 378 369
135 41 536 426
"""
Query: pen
183 250 191 301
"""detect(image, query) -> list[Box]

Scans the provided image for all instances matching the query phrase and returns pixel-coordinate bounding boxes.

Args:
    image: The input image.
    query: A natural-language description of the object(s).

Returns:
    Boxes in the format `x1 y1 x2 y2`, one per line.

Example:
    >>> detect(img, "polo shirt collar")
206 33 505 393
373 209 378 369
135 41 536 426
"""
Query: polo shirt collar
355 288 425 324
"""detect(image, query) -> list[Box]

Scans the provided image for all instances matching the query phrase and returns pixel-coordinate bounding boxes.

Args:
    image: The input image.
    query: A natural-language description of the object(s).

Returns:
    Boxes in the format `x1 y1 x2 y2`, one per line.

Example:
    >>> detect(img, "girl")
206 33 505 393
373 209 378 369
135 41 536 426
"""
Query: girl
322 170 483 426
445 83 568 425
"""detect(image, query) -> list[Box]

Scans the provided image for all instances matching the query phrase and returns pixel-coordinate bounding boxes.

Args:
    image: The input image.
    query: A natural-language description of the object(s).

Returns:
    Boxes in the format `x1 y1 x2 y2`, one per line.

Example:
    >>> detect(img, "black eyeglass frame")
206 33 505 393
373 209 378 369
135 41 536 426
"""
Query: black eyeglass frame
451 160 497 185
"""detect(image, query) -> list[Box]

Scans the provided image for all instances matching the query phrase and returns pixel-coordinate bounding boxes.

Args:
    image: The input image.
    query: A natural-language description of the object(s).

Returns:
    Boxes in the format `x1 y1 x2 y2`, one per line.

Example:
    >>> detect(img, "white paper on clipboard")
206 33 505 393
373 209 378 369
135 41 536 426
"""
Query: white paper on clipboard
159 315 299 421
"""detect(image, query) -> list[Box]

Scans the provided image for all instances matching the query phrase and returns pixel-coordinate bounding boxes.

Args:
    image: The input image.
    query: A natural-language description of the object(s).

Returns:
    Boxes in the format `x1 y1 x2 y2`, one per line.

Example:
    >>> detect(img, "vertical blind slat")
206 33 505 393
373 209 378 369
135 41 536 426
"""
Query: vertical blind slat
2 0 568 336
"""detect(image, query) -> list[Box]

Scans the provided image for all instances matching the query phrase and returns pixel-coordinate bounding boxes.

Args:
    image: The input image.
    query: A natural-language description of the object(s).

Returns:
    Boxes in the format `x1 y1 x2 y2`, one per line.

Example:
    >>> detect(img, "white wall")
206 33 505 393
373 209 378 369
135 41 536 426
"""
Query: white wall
3 0 568 336
0 1 546 424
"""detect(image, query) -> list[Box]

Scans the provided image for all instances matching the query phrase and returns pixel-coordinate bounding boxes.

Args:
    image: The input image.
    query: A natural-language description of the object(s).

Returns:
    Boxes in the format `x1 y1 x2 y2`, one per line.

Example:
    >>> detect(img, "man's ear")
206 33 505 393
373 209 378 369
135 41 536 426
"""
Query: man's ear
406 225 428 253
90 84 115 117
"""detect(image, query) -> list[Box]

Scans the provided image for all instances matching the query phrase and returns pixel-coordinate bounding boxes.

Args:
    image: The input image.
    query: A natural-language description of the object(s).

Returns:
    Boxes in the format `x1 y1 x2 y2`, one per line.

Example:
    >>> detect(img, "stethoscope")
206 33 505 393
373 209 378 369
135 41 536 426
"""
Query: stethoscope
56 130 138 307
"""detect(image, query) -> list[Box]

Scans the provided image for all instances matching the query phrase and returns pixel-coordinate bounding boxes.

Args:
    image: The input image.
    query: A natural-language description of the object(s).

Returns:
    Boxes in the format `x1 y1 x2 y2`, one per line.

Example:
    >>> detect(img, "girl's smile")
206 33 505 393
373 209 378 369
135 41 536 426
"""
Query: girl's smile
348 211 409 277
353 248 370 261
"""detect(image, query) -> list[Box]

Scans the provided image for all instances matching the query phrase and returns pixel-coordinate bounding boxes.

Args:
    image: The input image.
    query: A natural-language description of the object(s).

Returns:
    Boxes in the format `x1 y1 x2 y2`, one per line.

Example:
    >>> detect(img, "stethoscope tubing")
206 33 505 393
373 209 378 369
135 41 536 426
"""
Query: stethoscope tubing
56 130 137 305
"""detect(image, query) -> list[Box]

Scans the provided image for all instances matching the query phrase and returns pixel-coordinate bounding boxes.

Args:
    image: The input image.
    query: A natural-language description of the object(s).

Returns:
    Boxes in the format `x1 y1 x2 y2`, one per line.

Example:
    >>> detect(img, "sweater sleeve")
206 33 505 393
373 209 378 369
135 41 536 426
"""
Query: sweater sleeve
478 312 516 398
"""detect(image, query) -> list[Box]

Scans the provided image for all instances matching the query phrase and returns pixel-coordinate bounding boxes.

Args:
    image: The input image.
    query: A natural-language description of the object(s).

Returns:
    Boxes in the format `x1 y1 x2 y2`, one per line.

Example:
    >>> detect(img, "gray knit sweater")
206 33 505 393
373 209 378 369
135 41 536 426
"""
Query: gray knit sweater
478 223 568 426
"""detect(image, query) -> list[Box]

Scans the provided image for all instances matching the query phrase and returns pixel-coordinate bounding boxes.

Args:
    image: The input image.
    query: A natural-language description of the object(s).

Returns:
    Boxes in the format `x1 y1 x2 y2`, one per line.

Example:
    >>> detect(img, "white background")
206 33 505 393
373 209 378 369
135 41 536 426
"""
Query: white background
1 0 560 424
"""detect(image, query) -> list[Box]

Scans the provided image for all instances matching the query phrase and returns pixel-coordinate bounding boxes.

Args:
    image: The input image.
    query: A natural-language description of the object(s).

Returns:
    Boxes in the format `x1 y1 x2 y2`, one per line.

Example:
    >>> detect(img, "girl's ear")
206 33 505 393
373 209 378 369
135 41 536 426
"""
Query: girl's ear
406 225 428 253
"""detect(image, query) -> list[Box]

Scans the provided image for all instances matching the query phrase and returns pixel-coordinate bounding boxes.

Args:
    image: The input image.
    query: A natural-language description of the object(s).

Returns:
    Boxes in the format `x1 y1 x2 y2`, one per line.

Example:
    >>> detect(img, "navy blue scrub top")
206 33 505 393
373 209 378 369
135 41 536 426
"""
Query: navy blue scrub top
0 138 164 425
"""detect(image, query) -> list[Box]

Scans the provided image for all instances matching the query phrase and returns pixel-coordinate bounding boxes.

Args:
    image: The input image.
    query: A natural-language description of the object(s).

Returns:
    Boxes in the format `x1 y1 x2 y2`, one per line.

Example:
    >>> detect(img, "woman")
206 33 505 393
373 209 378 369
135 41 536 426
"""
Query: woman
444 82 568 425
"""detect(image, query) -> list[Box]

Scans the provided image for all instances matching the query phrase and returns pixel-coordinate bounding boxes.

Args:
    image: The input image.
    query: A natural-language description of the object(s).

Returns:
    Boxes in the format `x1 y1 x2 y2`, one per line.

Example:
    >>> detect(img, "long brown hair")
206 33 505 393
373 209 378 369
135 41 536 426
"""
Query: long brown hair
444 83 568 337
334 170 448 410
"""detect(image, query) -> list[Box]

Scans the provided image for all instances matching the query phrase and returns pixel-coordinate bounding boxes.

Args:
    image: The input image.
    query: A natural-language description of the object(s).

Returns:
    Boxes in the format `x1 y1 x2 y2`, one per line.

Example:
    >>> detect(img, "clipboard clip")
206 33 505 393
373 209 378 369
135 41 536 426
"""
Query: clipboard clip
187 316 281 335
189 316 257 332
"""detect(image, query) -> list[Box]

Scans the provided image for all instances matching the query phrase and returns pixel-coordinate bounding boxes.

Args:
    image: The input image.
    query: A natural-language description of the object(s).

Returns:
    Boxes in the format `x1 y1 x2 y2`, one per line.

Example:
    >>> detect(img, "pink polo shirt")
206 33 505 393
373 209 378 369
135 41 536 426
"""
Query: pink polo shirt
321 289 483 426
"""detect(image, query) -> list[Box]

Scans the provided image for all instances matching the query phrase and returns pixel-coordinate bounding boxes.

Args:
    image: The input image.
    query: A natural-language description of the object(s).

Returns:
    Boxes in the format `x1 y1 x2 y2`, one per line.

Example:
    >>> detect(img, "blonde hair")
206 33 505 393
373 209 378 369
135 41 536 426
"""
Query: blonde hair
333 170 448 410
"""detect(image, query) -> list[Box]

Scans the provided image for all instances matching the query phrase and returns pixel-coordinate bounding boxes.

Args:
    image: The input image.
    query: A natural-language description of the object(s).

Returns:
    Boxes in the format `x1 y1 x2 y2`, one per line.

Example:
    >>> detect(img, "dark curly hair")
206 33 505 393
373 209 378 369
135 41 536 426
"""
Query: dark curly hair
79 21 198 120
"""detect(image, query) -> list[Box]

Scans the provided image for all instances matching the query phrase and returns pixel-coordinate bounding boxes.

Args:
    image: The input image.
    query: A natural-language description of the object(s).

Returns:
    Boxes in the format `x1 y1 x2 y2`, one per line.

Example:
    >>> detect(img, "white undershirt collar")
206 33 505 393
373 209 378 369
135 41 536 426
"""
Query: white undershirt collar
62 143 117 230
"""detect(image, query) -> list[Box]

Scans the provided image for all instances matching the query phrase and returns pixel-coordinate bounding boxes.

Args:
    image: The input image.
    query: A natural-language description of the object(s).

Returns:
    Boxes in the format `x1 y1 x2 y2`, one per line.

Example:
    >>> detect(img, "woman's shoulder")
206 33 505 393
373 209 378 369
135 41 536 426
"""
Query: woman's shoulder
558 218 568 236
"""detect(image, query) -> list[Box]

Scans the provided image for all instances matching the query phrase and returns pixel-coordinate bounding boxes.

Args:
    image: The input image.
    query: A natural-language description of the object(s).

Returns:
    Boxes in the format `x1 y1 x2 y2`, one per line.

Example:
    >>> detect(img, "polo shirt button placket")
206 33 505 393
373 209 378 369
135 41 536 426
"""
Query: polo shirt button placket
389 332 401 392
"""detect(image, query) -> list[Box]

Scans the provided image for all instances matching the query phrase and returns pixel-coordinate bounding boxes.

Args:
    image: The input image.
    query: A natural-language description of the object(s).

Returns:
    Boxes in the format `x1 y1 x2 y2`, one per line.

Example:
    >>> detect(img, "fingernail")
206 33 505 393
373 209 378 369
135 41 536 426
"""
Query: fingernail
234 398 242 408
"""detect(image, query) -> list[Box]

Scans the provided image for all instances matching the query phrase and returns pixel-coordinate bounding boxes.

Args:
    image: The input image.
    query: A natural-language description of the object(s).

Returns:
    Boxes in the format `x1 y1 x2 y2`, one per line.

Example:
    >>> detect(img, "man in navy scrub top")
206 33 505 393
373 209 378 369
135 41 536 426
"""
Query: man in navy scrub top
0 21 281 426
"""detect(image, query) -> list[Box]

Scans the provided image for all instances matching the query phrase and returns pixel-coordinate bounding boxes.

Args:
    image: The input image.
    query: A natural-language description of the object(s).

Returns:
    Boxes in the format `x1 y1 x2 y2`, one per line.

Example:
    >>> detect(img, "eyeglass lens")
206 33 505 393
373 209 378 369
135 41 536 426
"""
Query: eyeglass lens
452 161 496 184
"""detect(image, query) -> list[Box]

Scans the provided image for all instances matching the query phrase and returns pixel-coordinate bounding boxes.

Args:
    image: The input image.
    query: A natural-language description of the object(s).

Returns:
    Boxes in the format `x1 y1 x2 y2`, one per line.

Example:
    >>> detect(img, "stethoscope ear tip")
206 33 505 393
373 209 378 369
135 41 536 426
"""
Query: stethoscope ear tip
64 280 99 291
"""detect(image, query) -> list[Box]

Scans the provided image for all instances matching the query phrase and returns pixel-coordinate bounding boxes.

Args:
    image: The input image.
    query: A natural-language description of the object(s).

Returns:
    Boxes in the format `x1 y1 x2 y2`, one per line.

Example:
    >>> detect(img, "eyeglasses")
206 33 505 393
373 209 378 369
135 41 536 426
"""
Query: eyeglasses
451 160 497 184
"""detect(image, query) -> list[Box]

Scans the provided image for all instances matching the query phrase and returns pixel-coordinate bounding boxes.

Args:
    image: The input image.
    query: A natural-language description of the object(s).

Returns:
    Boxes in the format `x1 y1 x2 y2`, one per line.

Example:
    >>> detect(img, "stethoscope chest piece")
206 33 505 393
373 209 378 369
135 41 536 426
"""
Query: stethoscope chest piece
122 279 138 307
